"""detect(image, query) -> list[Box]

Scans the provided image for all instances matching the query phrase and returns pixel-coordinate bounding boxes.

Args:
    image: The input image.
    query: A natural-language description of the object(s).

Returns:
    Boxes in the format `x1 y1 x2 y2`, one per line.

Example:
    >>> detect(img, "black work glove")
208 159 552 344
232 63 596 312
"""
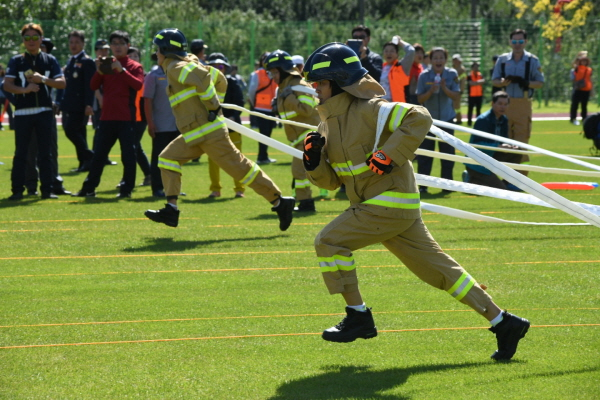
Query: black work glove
208 106 221 122
303 131 325 171
271 97 278 115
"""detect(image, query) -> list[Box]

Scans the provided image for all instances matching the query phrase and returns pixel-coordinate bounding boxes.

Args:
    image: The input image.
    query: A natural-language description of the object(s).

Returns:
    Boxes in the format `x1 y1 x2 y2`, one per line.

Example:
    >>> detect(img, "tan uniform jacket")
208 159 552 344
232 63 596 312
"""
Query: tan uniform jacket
162 54 226 145
307 78 432 220
276 73 320 147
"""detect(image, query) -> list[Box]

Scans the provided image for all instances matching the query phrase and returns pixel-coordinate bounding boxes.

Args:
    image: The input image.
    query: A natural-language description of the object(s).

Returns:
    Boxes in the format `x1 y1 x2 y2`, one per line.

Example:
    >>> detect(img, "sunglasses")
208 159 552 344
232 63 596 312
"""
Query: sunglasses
23 35 40 42
511 39 525 45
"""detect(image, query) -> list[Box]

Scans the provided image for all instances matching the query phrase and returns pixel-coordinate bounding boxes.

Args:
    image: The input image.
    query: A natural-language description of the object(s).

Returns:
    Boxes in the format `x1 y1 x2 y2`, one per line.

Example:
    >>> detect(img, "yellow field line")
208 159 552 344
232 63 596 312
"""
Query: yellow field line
0 247 487 262
0 229 76 233
1 307 596 329
1 324 597 350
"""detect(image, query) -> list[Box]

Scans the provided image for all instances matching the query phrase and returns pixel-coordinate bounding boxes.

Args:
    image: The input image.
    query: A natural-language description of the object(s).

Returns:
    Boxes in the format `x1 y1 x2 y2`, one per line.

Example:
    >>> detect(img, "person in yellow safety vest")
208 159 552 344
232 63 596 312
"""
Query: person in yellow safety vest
452 53 467 124
380 36 414 103
144 28 295 230
466 61 485 126
302 42 530 361
248 52 278 164
265 49 320 212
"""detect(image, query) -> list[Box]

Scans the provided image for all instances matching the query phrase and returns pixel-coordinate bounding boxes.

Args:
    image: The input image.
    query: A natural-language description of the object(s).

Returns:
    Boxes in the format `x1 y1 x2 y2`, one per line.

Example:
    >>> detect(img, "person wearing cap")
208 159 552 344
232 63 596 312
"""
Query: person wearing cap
190 39 208 64
205 52 246 198
247 51 278 164
144 28 294 230
466 61 485 126
4 23 66 200
72 30 144 199
569 51 593 125
492 29 544 174
91 38 117 166
266 49 320 212
291 55 304 73
57 30 96 172
451 53 466 124
301 42 531 362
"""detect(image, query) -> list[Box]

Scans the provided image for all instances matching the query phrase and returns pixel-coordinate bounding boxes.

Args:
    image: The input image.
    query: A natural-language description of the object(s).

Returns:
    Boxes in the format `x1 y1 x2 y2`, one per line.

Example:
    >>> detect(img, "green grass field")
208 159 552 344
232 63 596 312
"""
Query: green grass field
0 118 599 399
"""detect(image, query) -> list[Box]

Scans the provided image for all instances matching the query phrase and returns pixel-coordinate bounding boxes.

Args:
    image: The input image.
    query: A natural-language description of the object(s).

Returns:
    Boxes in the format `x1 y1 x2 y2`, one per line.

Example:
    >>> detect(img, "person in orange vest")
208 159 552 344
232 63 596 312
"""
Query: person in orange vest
407 43 425 104
380 36 414 103
466 61 485 126
570 51 593 126
248 52 278 164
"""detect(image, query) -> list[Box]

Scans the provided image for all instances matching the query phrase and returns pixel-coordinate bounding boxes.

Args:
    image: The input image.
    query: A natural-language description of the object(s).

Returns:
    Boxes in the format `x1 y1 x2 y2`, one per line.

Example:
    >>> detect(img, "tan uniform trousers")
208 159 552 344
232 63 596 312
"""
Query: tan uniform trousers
292 141 312 201
208 131 244 193
315 203 493 314
506 97 532 164
159 131 281 203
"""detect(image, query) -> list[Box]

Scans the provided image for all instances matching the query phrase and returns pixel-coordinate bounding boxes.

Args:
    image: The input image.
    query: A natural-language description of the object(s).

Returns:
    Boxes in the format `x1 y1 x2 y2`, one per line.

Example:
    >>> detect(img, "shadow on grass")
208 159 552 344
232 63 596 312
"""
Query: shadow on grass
267 362 486 400
121 235 282 253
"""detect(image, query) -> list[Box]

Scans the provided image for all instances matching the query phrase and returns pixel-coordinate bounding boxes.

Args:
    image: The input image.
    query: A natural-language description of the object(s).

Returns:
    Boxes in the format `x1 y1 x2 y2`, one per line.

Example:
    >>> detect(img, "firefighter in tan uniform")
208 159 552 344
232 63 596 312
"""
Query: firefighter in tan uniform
302 43 530 361
144 28 294 230
265 50 320 212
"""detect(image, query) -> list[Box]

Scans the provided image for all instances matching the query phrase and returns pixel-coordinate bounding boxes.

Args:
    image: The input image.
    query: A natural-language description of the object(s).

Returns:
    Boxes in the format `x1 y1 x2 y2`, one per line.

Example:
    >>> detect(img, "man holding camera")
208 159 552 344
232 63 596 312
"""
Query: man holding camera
491 29 544 174
72 30 144 198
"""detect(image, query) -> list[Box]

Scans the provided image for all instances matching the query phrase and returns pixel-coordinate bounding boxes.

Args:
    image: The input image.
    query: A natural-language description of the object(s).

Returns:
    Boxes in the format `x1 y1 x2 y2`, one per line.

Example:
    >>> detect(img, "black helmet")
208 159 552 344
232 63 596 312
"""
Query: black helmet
264 50 295 72
207 52 231 73
153 28 187 58
304 42 368 87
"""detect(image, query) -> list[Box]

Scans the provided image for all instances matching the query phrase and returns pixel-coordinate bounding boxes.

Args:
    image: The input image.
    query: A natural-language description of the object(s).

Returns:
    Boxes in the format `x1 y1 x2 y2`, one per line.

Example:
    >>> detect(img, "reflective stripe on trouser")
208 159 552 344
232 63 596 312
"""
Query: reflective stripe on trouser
505 97 532 163
208 131 244 193
158 132 281 202
292 142 312 201
314 204 492 313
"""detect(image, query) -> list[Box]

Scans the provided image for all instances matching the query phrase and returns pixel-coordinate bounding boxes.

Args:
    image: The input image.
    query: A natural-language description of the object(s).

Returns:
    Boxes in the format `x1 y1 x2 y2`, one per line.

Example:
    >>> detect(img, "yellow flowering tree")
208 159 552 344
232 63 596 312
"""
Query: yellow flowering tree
507 0 594 41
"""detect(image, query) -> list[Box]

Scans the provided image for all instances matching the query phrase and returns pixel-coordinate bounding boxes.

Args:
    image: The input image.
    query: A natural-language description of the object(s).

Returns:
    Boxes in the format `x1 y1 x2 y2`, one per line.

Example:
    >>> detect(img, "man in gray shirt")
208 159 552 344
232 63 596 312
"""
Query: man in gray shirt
415 47 460 193
143 63 180 197
491 29 544 173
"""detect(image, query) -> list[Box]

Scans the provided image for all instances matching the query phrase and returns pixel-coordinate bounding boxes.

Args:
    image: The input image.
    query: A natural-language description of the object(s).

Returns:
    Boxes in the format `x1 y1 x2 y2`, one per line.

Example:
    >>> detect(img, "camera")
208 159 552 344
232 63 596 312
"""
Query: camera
99 57 114 75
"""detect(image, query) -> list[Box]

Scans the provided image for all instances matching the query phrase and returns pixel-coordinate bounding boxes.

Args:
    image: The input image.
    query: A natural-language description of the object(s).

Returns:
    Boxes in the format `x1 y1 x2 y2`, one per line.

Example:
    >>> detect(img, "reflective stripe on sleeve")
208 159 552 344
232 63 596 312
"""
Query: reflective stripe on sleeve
198 81 217 101
169 88 198 107
178 62 197 84
363 191 420 209
331 160 370 177
240 161 261 185
279 110 298 120
182 116 226 143
447 273 476 301
388 104 409 131
318 254 355 273
158 157 182 173
297 95 317 108
290 129 311 147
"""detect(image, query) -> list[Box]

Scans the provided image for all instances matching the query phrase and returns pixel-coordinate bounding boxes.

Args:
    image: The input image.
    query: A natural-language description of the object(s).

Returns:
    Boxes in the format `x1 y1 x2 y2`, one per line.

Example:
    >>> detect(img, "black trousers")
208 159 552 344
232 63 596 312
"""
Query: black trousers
467 96 483 124
12 111 55 195
133 121 151 177
417 120 455 186
63 111 93 165
256 112 276 161
570 90 590 121
150 130 180 192
82 120 137 194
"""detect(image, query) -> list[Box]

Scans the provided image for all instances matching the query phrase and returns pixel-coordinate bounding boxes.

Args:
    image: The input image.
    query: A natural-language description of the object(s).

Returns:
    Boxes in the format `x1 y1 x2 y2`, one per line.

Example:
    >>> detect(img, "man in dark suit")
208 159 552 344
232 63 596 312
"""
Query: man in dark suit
57 30 96 172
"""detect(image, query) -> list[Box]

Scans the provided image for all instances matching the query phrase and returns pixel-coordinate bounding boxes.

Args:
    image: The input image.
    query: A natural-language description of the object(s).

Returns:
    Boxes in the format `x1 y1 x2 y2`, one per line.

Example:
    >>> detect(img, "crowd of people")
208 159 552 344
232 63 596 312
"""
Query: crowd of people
2 21 558 362
4 22 595 202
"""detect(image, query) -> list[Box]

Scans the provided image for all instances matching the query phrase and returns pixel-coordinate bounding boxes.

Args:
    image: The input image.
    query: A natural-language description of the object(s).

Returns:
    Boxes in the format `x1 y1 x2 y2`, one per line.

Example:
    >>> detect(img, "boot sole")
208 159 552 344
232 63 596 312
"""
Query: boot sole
144 212 178 227
322 329 378 343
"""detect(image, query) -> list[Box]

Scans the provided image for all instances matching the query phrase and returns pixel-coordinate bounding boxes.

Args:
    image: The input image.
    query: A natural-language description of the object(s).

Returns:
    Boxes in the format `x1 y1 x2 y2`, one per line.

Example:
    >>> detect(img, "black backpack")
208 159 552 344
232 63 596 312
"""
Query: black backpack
582 113 600 155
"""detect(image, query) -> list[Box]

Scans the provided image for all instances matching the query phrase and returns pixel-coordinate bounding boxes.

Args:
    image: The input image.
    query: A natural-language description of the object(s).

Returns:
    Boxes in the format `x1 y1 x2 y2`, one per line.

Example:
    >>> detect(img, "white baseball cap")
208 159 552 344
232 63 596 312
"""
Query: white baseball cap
292 55 304 65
